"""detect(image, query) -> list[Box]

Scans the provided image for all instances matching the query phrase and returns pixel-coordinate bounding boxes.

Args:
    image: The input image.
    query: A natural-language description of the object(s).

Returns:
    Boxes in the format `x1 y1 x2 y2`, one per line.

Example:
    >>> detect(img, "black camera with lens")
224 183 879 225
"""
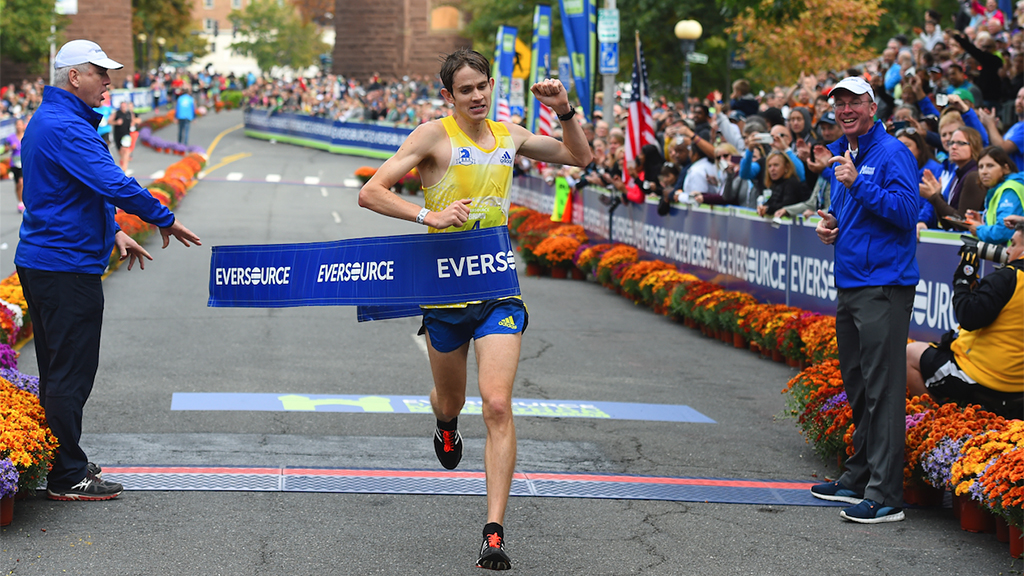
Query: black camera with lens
961 235 1009 265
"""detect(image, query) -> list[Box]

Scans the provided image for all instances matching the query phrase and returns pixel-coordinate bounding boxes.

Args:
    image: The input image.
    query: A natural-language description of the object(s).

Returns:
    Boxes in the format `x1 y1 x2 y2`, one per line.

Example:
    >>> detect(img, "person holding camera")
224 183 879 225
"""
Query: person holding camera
811 77 920 524
963 146 1024 244
906 224 1023 418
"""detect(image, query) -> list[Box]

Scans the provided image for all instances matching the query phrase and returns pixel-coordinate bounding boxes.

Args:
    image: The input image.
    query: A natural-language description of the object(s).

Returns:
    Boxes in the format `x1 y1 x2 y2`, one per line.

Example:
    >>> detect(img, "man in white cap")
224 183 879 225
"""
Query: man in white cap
15 40 201 501
808 76 920 523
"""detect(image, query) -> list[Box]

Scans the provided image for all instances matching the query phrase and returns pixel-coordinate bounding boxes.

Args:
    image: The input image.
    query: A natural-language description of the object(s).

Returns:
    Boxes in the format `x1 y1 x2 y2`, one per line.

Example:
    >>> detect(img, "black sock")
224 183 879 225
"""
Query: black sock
483 522 503 539
436 416 458 431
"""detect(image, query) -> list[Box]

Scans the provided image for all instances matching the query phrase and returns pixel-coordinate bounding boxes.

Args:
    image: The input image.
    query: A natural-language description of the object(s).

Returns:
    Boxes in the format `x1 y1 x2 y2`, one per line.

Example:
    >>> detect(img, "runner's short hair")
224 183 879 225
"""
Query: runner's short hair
439 48 491 94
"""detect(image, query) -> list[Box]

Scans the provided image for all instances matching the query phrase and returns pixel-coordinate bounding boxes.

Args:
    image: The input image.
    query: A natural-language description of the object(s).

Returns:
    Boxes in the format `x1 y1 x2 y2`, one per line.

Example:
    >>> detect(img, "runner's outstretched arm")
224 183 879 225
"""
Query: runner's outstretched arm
510 79 592 167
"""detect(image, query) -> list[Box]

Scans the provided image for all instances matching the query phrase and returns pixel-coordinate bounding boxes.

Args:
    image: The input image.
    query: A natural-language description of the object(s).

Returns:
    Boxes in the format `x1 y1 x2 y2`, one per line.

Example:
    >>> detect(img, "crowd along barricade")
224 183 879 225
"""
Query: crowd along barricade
512 175 977 343
243 110 414 159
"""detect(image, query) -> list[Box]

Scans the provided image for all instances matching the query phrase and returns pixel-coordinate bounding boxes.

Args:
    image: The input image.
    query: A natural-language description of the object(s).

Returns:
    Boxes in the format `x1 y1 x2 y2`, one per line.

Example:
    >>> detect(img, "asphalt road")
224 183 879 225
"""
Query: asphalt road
0 110 1018 575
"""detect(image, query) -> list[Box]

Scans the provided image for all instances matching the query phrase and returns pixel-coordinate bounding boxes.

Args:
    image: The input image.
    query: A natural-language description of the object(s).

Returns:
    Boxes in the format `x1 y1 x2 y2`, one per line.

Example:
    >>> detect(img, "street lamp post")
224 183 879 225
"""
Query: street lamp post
137 33 148 73
674 19 702 106
156 37 166 71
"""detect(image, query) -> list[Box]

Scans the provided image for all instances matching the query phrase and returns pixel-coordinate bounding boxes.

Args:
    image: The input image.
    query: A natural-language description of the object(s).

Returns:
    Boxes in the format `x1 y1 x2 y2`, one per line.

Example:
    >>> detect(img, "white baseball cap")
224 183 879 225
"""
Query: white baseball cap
54 40 123 70
828 76 874 102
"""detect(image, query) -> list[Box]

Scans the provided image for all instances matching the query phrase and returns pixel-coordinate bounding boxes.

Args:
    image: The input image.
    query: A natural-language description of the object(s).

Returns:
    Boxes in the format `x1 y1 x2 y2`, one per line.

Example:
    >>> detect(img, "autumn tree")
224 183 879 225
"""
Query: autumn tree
0 0 68 73
727 0 884 86
229 0 329 74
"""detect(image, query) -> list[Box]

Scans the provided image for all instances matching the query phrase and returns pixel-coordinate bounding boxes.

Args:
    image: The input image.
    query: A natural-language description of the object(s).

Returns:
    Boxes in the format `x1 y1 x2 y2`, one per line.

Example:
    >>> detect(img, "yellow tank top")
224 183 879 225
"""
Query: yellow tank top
423 115 516 234
421 115 517 308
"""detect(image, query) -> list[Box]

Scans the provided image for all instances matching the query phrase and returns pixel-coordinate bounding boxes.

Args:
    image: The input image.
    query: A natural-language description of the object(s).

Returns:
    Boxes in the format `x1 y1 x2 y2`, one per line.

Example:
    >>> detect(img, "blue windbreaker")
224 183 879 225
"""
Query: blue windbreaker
827 120 921 289
16 86 175 275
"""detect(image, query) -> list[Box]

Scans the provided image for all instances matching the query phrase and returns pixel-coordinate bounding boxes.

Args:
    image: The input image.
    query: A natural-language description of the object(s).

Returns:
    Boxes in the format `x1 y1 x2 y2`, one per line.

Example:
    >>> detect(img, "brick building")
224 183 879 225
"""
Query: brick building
0 0 134 88
332 0 471 80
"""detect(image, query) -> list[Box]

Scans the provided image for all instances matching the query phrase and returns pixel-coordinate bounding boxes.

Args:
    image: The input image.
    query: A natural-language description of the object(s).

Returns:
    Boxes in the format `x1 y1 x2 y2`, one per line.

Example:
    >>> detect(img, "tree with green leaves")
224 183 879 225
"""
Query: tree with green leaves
0 0 68 73
132 0 208 71
229 0 329 74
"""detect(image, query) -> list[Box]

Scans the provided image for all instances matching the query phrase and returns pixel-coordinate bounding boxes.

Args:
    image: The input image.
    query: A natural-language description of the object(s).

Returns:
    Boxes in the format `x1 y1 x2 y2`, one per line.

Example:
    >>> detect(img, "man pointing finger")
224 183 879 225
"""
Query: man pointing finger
809 76 920 525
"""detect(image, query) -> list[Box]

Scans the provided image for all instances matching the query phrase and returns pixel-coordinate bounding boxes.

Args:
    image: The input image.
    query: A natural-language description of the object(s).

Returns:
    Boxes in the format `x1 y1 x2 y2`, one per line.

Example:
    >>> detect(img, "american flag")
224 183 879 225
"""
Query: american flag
624 35 657 168
496 98 511 122
536 103 554 137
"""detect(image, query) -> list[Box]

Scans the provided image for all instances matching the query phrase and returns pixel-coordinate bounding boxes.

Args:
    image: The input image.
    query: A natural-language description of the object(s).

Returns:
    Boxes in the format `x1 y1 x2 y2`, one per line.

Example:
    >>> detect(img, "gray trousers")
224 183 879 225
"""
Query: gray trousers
836 285 915 508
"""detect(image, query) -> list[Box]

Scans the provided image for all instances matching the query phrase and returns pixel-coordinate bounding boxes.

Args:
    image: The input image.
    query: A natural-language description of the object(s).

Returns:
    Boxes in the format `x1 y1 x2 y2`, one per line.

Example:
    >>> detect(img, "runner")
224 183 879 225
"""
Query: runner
358 48 591 570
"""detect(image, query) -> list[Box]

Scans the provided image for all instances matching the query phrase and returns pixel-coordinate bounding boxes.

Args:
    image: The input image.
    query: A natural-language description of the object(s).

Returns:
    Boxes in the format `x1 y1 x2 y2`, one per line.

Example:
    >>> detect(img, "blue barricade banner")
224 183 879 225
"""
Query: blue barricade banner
527 5 553 133
208 227 521 319
110 88 154 112
243 110 413 159
510 176 970 342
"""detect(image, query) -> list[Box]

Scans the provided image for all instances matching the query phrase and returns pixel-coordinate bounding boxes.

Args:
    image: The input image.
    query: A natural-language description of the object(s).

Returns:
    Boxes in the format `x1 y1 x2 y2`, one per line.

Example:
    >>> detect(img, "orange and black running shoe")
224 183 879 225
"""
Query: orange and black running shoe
433 425 463 470
476 529 511 570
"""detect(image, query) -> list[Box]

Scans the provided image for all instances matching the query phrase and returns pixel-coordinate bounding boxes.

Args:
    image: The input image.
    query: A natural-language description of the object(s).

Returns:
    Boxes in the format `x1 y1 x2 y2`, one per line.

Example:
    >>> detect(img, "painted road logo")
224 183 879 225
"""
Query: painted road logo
170 393 715 423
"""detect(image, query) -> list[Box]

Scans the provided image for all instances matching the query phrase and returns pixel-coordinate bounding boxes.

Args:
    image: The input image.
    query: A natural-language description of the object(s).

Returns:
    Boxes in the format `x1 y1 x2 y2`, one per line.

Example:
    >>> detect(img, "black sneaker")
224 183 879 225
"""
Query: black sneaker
433 423 463 470
47 473 123 501
87 462 102 478
476 527 511 570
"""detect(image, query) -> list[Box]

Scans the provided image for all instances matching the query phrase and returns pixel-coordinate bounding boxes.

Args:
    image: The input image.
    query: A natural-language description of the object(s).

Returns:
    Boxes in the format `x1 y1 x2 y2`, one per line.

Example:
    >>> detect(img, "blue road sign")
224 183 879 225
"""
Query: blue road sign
599 42 618 75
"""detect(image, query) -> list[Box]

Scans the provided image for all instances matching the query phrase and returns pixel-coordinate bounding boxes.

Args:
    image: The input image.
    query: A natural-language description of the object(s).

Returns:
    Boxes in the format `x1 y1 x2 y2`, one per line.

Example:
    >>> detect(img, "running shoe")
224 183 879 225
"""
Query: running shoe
434 423 463 470
810 480 863 505
476 528 511 570
840 499 905 524
87 462 103 478
47 472 123 501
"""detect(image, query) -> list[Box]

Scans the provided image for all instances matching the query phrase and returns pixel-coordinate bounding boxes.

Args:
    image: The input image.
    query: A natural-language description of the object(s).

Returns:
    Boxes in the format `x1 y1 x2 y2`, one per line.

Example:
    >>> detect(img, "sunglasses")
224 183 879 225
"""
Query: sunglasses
895 127 918 137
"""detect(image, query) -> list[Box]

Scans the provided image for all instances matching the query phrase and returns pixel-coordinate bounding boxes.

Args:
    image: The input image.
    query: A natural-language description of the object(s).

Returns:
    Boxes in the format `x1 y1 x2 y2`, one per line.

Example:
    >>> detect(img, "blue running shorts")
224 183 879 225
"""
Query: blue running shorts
420 299 528 353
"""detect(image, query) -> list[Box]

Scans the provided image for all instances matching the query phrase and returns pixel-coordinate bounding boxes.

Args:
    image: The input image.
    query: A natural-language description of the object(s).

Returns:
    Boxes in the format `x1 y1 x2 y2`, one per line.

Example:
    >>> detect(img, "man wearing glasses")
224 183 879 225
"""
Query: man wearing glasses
810 77 920 524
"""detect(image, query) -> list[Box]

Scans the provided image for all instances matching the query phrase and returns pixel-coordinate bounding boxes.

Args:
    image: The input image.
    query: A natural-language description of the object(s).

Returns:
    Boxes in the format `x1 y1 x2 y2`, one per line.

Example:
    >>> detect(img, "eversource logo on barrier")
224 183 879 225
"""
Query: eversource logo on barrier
214 266 292 286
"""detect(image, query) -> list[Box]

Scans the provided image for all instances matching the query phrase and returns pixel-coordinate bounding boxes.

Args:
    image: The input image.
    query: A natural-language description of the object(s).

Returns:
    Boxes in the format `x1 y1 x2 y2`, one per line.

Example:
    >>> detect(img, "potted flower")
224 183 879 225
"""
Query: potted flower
0 376 59 496
354 166 377 184
533 235 582 279
574 243 614 276
974 445 1024 556
619 260 675 302
0 458 16 526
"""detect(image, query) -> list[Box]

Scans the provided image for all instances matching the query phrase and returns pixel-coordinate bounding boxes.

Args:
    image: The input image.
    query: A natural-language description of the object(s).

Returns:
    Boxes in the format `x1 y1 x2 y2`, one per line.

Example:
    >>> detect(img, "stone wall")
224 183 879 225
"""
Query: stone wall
332 0 470 80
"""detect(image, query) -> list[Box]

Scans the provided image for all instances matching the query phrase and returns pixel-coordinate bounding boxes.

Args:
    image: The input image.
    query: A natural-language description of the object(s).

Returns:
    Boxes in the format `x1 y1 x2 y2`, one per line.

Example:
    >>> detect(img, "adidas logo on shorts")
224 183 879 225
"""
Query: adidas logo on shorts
498 315 517 330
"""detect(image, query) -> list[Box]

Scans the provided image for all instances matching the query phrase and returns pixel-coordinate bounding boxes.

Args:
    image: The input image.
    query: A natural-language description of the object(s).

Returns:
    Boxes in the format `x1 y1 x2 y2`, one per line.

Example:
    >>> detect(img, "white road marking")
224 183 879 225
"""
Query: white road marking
331 211 341 223
227 172 243 181
150 170 165 179
411 332 428 359
343 178 361 188
266 174 281 182
321 187 329 197
304 176 320 185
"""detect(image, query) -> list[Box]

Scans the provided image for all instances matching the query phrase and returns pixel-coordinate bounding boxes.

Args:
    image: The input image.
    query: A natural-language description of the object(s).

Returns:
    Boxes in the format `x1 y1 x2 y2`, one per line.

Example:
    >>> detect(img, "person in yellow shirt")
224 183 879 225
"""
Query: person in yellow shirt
906 224 1024 418
358 48 591 570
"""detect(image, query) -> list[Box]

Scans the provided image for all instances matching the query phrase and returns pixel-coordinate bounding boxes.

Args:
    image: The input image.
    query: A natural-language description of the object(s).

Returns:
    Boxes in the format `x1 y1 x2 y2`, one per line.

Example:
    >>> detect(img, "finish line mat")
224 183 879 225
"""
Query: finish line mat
99 466 839 507
170 393 716 423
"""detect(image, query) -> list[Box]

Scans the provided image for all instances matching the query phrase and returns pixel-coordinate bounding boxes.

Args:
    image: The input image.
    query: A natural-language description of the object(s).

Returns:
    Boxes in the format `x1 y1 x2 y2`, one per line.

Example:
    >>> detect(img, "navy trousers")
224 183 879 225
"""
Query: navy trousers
17 267 103 490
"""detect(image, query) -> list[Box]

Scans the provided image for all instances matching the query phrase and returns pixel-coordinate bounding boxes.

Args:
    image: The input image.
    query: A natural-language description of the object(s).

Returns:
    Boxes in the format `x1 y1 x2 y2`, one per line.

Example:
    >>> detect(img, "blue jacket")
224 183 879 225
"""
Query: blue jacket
827 120 921 288
16 86 175 275
176 94 195 121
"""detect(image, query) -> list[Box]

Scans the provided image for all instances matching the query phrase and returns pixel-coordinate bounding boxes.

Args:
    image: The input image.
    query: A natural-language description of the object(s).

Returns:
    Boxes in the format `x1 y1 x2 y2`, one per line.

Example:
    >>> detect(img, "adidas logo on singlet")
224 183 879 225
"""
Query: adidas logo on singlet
500 151 513 165
498 315 517 330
